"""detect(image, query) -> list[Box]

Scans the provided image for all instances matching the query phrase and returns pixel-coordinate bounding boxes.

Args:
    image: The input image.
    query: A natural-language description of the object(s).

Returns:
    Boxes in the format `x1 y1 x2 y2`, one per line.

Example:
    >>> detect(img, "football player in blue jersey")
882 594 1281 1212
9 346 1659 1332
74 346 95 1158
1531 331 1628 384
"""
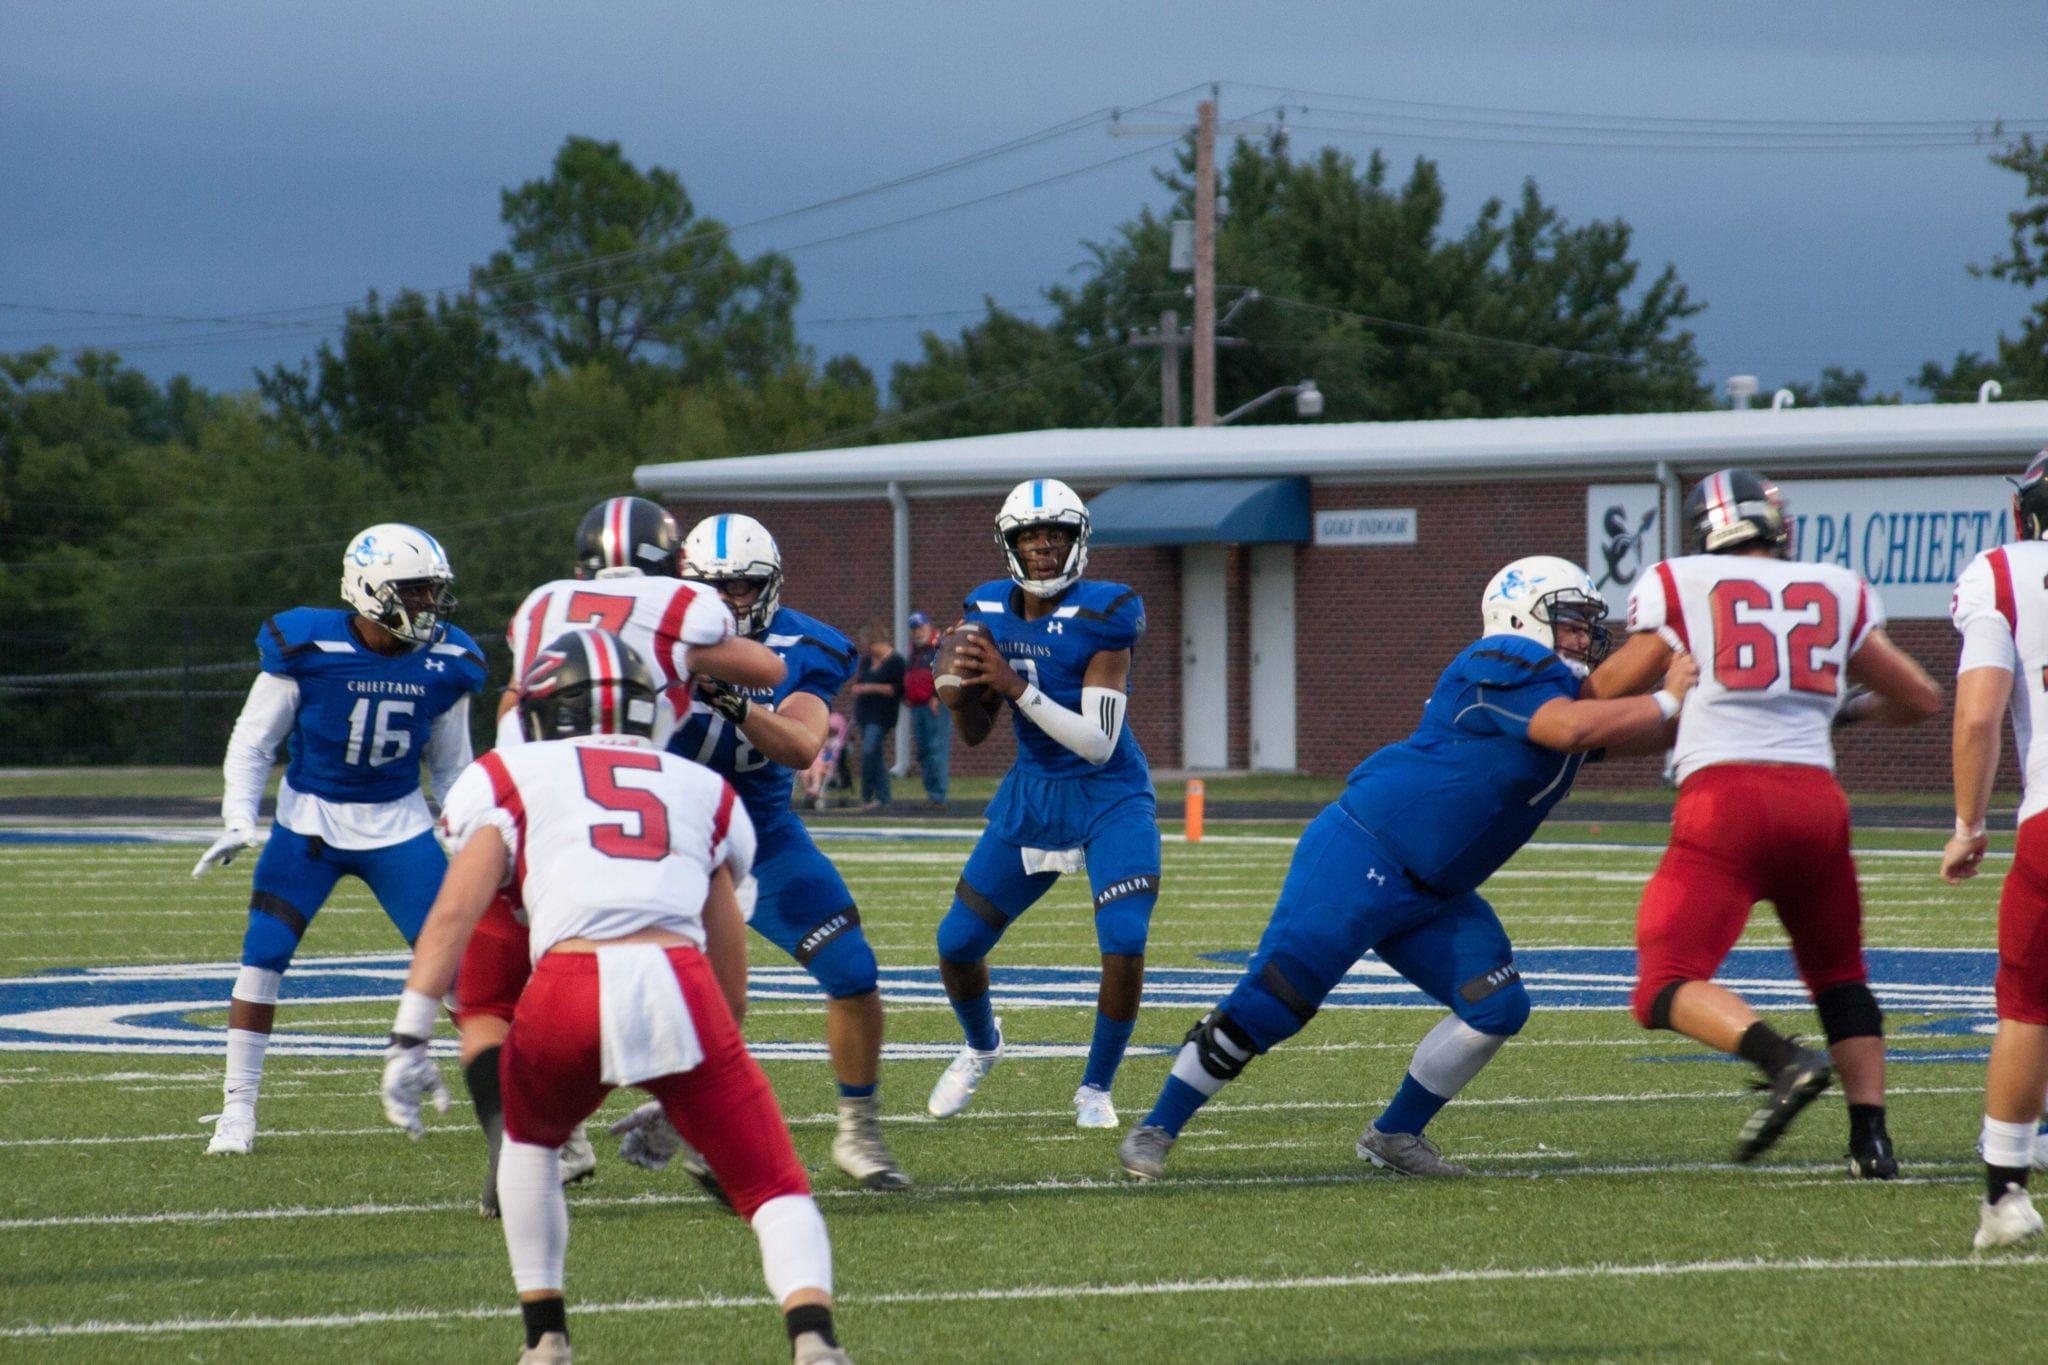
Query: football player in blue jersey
657 512 909 1191
194 523 487 1155
1119 556 1699 1180
925 478 1157 1130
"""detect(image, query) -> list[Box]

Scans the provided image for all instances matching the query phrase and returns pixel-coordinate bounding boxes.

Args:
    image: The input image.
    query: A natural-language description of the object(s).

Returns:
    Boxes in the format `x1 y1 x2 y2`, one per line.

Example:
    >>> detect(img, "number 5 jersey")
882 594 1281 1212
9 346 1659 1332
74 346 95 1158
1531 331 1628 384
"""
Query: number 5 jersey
1626 554 1881 781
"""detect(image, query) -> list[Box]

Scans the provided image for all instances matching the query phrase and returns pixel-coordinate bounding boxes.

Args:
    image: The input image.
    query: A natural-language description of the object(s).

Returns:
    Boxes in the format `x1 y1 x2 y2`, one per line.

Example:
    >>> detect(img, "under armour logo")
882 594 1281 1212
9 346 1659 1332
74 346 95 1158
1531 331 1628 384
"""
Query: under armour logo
1367 868 1387 886
424 658 446 672
1046 620 1065 634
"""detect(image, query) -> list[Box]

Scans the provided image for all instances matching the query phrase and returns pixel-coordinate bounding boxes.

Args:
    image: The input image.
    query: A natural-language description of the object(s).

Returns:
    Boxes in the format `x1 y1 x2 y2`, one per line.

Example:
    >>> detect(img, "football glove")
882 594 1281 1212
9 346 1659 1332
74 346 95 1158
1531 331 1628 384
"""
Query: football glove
697 677 751 725
380 1039 450 1140
192 820 261 878
609 1100 682 1171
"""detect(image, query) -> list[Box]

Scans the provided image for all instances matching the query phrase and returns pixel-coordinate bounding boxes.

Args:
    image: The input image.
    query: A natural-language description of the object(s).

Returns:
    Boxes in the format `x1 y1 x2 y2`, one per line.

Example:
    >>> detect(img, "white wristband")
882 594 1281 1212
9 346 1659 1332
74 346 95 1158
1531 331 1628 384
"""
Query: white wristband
391 987 440 1043
1652 690 1681 721
1957 817 1987 841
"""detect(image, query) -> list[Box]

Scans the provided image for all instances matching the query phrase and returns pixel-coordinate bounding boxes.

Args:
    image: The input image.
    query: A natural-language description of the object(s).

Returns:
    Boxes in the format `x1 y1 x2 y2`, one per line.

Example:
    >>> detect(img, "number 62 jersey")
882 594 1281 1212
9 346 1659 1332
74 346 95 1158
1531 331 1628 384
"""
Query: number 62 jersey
1627 554 1880 783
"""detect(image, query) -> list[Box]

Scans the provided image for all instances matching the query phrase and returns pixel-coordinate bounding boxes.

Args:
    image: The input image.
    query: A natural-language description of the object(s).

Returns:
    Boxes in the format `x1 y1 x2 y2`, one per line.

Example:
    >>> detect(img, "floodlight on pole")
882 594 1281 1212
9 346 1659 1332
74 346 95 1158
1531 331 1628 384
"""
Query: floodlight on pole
1218 380 1323 425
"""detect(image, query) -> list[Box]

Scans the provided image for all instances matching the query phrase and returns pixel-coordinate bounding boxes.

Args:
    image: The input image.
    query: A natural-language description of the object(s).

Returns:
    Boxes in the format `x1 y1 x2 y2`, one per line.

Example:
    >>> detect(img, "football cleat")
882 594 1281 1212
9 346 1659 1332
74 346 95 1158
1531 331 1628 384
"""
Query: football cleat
205 1110 256 1156
1073 1084 1120 1130
517 1330 573 1364
1733 1049 1832 1163
1975 1187 2045 1250
1356 1124 1471 1177
926 1019 1003 1118
675 1139 736 1213
559 1124 596 1187
1118 1124 1176 1181
1848 1130 1900 1180
832 1095 911 1190
792 1331 853 1365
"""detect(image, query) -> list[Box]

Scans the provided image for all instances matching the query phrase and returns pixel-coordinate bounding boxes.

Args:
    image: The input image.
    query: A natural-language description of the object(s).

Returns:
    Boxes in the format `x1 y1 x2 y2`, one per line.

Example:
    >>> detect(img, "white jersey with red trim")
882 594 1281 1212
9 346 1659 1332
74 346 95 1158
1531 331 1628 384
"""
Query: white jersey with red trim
504 574 734 745
1627 553 1881 783
1953 541 2048 823
438 735 755 960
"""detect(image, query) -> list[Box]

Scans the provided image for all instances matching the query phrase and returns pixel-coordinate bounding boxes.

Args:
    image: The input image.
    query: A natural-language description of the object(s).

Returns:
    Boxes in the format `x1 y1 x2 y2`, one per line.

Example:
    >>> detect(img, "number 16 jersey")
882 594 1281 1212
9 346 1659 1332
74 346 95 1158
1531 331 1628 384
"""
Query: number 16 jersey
1626 554 1880 783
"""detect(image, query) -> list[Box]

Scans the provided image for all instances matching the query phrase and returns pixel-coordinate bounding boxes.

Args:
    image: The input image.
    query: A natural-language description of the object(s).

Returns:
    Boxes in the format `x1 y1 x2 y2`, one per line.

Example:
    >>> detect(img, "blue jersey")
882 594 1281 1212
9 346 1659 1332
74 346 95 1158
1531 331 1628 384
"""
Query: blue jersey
670 606 856 822
963 578 1149 786
1339 634 1584 897
257 608 486 805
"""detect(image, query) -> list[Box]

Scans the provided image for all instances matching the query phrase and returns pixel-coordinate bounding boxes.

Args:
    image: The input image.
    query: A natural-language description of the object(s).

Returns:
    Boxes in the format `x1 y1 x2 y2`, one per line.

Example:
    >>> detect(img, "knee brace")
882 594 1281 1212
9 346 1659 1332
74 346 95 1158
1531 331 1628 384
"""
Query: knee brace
1220 955 1323 1051
1455 968 1530 1038
799 910 878 999
1093 875 1158 958
240 892 309 974
1815 981 1883 1044
1184 1010 1261 1083
936 880 1009 964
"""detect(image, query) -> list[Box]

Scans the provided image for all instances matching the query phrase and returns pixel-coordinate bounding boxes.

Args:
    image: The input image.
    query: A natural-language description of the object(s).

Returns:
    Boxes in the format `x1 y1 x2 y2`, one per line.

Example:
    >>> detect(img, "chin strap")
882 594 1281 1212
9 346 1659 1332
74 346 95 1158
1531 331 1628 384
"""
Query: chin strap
1015 684 1124 764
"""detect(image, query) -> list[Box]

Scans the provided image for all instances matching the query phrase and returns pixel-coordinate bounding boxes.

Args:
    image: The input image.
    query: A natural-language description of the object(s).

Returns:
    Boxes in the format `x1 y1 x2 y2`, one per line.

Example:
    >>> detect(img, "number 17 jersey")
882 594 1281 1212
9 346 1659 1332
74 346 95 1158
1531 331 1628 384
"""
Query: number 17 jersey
505 576 735 741
1626 554 1880 783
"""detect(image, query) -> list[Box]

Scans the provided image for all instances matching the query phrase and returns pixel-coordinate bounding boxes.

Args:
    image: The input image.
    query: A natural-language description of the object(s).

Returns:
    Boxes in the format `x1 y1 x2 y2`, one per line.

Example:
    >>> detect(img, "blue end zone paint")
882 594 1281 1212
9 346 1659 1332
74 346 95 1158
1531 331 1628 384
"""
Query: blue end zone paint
0 831 158 845
0 946 1998 1060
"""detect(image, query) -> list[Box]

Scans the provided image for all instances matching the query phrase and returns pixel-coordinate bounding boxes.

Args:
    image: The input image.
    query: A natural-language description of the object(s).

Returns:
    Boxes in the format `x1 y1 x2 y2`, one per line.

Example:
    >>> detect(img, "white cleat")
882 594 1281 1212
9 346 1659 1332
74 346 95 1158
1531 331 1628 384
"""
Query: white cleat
926 1019 1002 1118
517 1329 572 1363
792 1330 852 1364
1976 1187 2046 1250
205 1110 256 1156
1356 1123 1470 1177
1073 1084 1120 1129
558 1123 596 1186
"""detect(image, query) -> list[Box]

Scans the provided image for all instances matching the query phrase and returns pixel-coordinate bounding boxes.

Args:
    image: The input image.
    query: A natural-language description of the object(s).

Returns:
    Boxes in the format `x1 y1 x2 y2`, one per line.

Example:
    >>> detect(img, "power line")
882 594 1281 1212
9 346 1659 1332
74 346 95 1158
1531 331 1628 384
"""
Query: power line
1252 291 1698 373
1287 118 2012 154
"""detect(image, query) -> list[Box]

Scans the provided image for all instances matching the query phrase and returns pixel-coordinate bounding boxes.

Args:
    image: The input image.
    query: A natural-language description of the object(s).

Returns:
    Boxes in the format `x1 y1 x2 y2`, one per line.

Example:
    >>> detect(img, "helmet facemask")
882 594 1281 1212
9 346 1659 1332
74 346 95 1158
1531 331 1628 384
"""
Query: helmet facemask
999 518 1088 598
1537 589 1611 678
700 567 783 637
372 575 457 646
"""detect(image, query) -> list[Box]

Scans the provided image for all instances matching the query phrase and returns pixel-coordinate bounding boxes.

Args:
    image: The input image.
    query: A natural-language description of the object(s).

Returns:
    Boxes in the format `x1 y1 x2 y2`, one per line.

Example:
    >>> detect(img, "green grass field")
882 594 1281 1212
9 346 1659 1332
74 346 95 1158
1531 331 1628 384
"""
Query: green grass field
0 819 2037 1361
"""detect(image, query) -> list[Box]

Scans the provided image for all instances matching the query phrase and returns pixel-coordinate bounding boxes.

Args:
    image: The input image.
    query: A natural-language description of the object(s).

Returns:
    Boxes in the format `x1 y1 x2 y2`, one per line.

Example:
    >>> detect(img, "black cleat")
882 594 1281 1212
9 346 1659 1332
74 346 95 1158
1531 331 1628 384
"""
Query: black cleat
679 1146 736 1214
1849 1130 1900 1180
1734 1048 1832 1163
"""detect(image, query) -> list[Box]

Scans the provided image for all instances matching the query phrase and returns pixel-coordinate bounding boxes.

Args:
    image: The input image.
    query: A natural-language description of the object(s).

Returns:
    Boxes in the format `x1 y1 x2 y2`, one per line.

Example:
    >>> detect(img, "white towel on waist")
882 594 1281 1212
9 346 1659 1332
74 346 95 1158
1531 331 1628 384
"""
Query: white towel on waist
596 944 704 1087
1020 845 1086 877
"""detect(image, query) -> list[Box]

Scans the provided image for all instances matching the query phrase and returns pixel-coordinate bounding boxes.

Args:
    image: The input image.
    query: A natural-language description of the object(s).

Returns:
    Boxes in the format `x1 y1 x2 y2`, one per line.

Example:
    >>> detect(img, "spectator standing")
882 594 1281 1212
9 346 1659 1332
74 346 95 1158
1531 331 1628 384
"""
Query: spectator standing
851 622 906 810
904 611 950 807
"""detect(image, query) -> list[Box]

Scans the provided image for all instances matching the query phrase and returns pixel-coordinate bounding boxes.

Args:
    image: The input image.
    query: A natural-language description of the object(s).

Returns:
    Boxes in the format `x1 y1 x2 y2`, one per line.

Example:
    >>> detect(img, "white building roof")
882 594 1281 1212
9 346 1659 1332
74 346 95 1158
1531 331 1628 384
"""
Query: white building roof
635 401 2048 498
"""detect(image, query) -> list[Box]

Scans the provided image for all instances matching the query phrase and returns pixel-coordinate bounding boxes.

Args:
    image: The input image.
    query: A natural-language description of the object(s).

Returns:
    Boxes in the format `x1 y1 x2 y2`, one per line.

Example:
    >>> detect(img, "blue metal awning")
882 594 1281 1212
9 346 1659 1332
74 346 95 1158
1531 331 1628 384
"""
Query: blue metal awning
1088 477 1310 546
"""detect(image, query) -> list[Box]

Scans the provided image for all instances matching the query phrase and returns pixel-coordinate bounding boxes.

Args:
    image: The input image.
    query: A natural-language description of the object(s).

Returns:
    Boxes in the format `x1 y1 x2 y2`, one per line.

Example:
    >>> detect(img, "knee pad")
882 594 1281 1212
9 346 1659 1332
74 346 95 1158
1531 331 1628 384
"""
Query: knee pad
1184 1010 1261 1082
1093 877 1157 958
1459 976 1530 1038
232 964 282 1007
1220 955 1324 1051
1815 981 1883 1044
1637 979 1688 1032
800 912 879 999
240 892 309 974
936 880 1008 964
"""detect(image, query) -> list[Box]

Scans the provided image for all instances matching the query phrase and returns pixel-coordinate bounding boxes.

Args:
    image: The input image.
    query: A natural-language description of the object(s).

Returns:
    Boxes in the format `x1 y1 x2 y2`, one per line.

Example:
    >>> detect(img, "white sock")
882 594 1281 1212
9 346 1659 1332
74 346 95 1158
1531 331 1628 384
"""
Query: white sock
222 1028 269 1114
1984 1116 2037 1172
1407 1016 1509 1101
499 1140 569 1294
752 1194 832 1304
1167 1034 1247 1099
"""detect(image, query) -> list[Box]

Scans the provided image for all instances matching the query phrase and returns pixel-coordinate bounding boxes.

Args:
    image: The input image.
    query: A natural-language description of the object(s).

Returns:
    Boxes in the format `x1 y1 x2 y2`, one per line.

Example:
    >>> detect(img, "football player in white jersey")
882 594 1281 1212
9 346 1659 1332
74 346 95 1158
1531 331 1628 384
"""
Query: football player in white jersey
1946 451 2048 1247
379 629 848 1365
456 497 785 1215
1590 468 1940 1170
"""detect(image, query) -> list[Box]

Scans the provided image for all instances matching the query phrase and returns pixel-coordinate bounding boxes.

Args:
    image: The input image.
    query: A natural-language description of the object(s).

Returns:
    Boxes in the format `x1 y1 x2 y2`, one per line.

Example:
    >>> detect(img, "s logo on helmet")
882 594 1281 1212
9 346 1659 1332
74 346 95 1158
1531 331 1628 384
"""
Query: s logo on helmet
1491 568 1544 602
349 534 393 568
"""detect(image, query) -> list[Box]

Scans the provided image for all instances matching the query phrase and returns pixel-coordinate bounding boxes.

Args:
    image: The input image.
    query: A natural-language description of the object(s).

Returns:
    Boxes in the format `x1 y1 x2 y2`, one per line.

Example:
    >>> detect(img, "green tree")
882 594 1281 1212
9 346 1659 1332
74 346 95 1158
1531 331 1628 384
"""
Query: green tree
1916 135 2048 400
1763 366 1901 408
474 136 801 384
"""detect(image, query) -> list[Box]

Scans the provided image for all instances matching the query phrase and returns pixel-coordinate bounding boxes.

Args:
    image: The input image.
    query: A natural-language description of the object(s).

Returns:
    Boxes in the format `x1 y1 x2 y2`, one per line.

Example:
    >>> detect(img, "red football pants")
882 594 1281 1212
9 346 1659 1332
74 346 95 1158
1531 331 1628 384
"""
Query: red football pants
1998 814 2048 1026
1631 763 1866 1026
453 892 529 1027
499 944 809 1221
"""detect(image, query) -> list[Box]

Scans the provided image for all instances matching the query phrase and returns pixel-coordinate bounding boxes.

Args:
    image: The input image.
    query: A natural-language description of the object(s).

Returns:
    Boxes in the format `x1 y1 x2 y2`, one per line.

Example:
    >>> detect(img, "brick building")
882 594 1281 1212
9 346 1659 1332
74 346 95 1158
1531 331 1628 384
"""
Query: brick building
637 403 2048 791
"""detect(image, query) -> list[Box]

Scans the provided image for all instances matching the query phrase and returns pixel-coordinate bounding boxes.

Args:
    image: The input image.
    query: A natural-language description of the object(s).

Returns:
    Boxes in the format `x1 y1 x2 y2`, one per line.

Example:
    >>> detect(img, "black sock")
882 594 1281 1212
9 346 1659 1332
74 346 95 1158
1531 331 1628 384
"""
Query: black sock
1848 1103 1887 1147
785 1303 837 1348
465 1047 504 1131
521 1296 567 1348
1989 1164 2031 1204
1736 1022 1801 1076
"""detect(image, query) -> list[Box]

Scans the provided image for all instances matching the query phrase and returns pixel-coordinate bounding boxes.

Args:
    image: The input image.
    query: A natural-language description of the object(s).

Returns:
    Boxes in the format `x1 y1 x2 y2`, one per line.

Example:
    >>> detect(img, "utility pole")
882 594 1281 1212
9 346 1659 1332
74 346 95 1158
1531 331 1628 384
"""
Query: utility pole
1132 309 1185 426
1192 98 1217 426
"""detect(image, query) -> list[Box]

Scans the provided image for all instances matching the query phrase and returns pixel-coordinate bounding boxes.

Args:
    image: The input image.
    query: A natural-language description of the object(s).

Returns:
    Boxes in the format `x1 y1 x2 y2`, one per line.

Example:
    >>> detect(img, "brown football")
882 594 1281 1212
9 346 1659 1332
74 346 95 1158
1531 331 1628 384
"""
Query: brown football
933 622 994 710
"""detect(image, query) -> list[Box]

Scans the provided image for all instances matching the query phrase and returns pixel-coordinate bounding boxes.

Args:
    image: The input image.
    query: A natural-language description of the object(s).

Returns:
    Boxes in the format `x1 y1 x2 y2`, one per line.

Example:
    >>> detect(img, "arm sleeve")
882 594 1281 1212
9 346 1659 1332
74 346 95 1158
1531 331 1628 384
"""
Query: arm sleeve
1015 683 1121 764
437 762 518 878
1953 553 2019 674
423 696 474 801
222 672 298 829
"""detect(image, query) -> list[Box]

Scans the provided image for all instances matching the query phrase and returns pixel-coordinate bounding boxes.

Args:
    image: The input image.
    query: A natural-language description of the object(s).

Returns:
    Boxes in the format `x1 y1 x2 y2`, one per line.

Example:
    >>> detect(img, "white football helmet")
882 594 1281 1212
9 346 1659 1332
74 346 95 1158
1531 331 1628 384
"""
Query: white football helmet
340 523 456 646
1481 555 1609 677
682 513 782 637
995 478 1090 598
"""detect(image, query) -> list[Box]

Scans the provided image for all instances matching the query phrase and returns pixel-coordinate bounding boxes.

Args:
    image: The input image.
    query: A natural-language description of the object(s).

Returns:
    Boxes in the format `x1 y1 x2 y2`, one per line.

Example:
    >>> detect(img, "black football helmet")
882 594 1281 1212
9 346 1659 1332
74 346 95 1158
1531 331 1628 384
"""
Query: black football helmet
517 628 660 742
576 496 681 580
2013 450 2048 541
1684 468 1791 557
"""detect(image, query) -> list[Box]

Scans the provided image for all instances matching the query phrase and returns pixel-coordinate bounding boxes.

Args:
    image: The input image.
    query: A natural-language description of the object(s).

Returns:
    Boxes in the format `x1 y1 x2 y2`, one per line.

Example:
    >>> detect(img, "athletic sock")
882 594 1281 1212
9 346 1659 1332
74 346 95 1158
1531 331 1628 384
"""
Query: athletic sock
1143 1075 1209 1138
950 991 1000 1053
465 1048 506 1200
836 1080 877 1102
1736 1022 1801 1076
1984 1116 2037 1202
1848 1102 1887 1147
1988 1164 2032 1204
222 1028 269 1114
1375 1073 1452 1137
1082 1011 1136 1092
520 1297 567 1349
785 1303 838 1349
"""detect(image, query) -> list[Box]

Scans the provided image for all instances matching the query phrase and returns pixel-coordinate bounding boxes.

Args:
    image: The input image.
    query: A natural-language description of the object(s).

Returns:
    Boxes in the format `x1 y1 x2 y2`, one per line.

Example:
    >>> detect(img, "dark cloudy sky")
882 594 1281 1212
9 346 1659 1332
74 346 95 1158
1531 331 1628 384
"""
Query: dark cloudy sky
5 1 2045 406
